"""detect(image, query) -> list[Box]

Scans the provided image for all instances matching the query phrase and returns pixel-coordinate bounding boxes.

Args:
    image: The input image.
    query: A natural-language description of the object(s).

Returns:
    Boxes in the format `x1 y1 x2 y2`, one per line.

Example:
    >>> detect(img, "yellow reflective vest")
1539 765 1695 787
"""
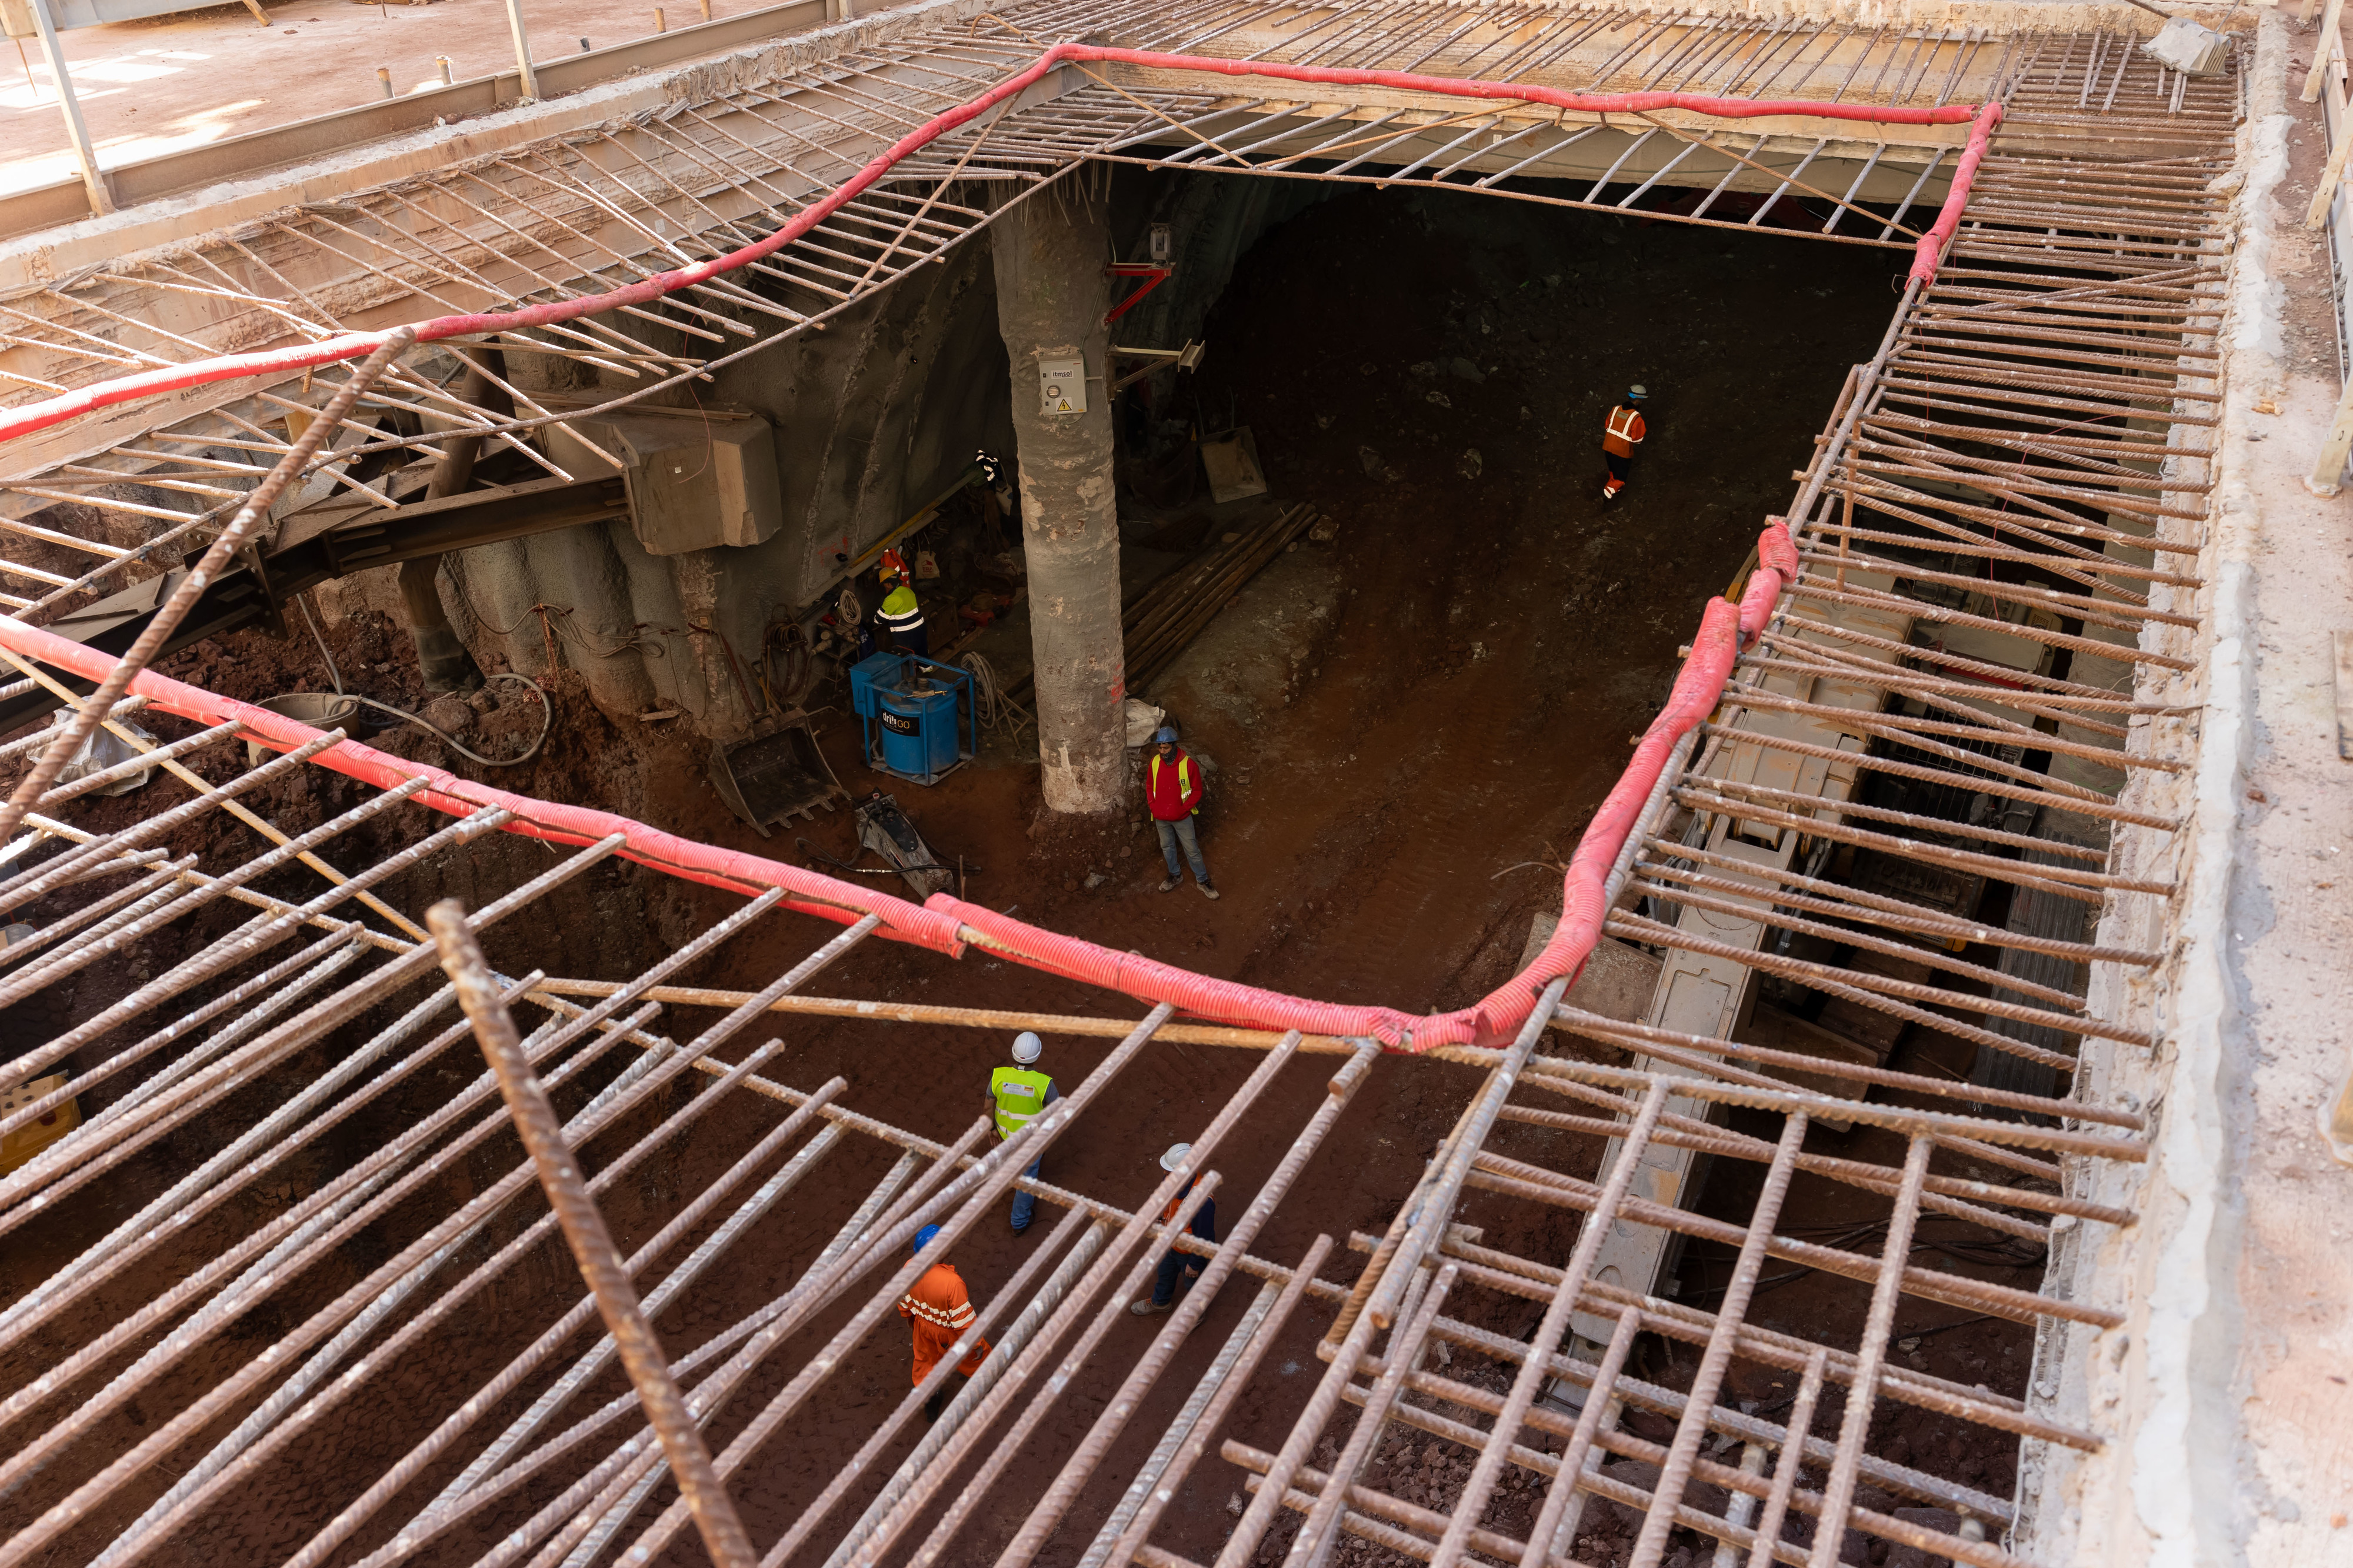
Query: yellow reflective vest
989 1065 1053 1140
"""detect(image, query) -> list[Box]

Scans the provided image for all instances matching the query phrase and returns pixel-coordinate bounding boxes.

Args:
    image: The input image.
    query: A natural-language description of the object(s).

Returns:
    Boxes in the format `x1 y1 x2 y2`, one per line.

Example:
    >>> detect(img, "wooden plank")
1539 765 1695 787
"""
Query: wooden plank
2307 0 2347 103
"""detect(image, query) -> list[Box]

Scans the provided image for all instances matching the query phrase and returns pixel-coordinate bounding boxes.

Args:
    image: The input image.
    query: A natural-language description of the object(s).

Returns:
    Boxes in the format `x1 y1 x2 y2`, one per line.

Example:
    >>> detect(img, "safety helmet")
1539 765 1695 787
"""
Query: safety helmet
1154 726 1178 746
1012 1030 1043 1065
1159 1143 1192 1172
879 548 908 583
1627 385 1648 401
914 1223 942 1255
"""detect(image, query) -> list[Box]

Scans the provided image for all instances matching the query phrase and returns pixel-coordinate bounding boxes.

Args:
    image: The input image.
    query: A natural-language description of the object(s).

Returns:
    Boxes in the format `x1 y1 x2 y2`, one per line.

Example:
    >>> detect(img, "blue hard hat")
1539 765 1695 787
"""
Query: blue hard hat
1154 726 1178 745
914 1223 942 1255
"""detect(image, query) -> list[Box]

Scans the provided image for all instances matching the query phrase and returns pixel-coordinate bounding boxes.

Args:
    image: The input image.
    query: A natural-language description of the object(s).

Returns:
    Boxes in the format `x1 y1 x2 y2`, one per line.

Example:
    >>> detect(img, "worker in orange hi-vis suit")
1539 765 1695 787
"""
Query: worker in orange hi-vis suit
1601 385 1649 503
899 1224 992 1422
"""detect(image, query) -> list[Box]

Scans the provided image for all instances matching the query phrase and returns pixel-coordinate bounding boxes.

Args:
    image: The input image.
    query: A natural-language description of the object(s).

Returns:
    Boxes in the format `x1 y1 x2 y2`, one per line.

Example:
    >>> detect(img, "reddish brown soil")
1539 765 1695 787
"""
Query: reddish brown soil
1 187 1989 1568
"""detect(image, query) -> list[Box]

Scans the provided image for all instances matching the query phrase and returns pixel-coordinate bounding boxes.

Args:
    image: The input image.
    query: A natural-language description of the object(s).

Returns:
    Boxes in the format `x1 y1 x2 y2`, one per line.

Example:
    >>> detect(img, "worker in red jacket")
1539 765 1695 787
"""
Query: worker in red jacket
1145 726 1218 900
1601 385 1648 503
899 1224 991 1422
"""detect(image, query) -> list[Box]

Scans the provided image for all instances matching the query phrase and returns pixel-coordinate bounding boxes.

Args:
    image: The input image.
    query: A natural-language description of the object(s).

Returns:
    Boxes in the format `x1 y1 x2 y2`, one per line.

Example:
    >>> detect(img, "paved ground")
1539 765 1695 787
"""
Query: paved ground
0 0 869 197
2213 31 2353 1562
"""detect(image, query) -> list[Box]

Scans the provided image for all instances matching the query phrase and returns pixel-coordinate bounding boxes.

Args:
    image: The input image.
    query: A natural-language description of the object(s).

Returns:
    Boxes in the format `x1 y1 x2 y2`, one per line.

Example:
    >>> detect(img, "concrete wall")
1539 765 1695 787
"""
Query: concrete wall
426 219 1013 737
419 164 1329 740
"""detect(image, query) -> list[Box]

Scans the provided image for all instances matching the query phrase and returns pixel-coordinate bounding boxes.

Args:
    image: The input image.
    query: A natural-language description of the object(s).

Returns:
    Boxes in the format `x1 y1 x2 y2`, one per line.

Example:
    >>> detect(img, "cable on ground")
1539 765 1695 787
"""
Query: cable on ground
296 590 552 768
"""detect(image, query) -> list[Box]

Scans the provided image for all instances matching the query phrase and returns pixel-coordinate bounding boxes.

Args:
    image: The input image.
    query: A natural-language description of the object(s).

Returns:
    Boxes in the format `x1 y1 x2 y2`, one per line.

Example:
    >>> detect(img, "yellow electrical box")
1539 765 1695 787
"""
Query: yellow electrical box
0 1069 78 1176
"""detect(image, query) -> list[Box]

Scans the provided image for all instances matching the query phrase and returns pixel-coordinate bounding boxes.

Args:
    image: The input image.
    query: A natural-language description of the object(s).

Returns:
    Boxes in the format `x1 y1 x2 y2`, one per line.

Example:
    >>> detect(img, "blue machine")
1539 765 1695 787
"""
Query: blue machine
849 652 977 786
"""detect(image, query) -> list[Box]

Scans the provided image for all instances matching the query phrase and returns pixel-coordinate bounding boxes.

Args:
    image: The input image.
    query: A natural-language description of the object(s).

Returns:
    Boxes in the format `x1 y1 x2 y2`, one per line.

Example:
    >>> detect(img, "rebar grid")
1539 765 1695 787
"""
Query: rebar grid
0 644 1484 1568
0 10 2241 1568
1109 35 2235 1568
2 0 2062 624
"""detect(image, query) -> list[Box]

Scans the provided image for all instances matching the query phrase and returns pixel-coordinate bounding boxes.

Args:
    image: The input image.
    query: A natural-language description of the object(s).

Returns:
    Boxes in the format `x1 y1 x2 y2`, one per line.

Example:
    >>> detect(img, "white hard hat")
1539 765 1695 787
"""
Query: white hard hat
1011 1031 1043 1065
1159 1143 1192 1172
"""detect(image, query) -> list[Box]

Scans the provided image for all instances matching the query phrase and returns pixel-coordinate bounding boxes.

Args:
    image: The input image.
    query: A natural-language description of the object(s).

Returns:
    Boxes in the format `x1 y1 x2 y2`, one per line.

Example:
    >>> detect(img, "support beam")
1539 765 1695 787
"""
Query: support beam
25 0 112 218
991 179 1125 816
406 353 506 693
2311 0 2348 105
503 0 540 99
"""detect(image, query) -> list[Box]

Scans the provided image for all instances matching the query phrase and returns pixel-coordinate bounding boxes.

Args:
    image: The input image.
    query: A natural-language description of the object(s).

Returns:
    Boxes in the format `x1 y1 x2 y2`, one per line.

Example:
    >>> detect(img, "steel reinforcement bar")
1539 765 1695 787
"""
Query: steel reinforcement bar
0 45 1994 445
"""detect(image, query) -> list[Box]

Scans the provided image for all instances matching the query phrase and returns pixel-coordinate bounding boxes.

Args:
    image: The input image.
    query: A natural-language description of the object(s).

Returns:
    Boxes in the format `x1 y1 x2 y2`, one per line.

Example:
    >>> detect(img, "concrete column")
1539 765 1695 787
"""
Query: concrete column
991 182 1124 816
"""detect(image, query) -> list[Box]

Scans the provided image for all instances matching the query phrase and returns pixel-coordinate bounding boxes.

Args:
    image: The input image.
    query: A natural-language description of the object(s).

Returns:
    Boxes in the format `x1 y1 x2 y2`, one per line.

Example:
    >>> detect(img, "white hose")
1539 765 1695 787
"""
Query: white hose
961 652 1031 739
343 676 553 768
295 590 552 766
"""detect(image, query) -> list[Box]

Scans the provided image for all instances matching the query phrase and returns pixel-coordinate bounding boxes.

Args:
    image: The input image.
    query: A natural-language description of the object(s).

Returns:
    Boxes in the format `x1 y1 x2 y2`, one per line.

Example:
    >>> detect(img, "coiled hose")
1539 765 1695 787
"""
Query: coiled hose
960 652 1031 740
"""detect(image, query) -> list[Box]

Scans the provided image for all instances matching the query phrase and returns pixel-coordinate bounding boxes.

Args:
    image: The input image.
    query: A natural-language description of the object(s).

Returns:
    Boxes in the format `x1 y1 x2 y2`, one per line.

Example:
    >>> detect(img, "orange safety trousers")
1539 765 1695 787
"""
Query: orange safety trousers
899 1262 992 1385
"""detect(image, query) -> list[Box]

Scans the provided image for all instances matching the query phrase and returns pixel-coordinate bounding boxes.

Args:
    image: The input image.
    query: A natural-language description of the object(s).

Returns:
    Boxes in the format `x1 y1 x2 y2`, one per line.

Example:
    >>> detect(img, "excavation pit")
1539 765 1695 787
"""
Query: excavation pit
0 5 2251 1567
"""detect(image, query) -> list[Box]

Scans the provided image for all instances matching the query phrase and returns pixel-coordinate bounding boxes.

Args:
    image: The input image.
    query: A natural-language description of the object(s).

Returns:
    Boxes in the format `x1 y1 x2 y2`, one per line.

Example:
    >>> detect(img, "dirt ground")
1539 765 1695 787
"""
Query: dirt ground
1 186 1991 1567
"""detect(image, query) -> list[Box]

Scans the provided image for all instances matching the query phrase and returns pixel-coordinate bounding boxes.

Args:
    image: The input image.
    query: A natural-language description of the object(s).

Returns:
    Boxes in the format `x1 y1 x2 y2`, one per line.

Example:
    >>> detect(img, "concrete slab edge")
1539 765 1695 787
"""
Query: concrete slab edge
2125 18 2284 1568
0 0 999 294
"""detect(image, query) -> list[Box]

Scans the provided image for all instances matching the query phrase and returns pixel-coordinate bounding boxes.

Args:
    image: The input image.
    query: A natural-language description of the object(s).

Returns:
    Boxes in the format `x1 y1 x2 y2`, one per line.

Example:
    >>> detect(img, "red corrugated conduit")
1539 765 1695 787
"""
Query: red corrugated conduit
0 44 1997 445
0 518 1801 1047
1 39 1984 1044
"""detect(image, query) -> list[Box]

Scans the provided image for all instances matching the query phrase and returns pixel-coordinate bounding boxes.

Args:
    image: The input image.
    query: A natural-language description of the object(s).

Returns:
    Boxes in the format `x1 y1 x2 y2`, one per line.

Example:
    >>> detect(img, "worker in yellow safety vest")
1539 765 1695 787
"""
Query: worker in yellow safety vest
1601 385 1648 503
986 1031 1058 1235
876 549 928 657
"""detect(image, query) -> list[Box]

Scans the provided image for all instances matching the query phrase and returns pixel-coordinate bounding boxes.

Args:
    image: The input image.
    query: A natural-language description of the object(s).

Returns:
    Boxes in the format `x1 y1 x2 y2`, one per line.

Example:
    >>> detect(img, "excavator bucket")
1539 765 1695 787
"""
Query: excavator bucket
709 709 848 837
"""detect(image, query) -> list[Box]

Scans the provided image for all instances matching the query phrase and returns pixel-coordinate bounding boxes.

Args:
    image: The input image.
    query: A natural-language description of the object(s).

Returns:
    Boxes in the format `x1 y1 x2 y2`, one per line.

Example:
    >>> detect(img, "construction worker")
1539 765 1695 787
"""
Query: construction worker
1601 385 1649 503
876 548 928 657
987 1031 1058 1235
898 1224 991 1422
1146 726 1218 900
1131 1143 1215 1315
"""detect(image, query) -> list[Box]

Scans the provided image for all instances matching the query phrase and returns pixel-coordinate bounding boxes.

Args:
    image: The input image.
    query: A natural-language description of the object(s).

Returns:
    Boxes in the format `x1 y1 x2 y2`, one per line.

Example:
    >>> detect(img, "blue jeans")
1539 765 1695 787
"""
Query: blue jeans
1156 816 1209 883
1154 1196 1216 1306
1009 1155 1042 1232
1153 1247 1204 1307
